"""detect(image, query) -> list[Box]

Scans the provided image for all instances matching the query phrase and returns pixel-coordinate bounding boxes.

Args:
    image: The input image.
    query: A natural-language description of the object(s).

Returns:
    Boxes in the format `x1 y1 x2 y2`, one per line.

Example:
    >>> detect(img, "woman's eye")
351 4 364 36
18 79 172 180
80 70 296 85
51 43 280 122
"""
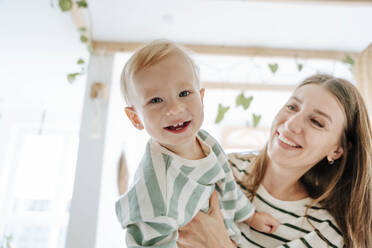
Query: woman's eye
311 119 324 128
179 90 191 97
149 97 163 104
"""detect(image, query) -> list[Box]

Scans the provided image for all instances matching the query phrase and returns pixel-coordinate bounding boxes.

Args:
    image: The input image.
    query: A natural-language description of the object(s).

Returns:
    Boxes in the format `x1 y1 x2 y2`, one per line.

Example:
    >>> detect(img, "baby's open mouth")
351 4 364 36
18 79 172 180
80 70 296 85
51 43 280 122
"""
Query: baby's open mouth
164 121 191 131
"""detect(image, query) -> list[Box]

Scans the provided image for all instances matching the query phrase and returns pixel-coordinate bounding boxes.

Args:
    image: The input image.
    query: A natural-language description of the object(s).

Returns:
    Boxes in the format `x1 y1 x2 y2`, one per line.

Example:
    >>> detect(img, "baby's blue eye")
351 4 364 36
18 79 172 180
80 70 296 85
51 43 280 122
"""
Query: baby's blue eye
150 97 163 104
286 105 295 111
179 90 191 97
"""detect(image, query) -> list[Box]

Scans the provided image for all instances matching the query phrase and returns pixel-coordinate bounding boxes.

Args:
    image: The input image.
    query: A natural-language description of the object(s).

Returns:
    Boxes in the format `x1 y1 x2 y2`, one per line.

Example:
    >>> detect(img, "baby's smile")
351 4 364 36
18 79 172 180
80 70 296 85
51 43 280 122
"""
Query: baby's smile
163 121 191 133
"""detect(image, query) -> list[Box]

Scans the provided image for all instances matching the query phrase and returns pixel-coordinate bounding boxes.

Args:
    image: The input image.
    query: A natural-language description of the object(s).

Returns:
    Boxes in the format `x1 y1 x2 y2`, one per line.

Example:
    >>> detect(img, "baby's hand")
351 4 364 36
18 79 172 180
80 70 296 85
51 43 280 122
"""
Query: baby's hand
245 212 280 233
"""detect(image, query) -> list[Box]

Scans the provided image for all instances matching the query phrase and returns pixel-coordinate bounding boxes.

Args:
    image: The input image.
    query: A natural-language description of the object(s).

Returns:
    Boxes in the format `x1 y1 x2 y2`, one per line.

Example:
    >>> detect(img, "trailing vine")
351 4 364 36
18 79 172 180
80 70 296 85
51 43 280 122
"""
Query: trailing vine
54 0 92 83
215 54 355 126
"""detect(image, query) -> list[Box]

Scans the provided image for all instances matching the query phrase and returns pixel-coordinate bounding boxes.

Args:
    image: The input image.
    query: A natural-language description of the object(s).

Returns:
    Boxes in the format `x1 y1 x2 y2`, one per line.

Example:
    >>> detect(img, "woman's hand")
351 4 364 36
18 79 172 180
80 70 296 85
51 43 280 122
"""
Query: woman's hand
177 190 237 248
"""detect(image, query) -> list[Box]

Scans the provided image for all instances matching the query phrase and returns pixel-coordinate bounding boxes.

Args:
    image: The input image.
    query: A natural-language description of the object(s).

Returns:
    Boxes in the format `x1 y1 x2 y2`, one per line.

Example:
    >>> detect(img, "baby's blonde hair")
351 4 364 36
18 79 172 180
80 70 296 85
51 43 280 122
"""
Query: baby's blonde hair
120 39 199 105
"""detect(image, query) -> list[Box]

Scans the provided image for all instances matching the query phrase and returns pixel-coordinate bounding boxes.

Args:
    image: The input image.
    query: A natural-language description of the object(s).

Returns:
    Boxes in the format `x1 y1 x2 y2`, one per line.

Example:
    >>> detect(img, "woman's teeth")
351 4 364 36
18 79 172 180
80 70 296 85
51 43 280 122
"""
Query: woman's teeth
278 133 299 147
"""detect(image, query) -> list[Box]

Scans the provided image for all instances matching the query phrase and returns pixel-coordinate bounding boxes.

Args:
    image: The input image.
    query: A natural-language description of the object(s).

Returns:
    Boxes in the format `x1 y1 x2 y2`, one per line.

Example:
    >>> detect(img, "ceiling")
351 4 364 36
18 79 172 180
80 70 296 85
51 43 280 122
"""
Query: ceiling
1 0 371 114
88 0 372 53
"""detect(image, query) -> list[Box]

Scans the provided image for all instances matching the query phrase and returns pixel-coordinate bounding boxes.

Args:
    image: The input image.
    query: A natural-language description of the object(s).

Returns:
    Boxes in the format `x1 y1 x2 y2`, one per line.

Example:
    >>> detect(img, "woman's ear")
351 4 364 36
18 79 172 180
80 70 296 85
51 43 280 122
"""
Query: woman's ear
125 107 144 130
328 146 344 161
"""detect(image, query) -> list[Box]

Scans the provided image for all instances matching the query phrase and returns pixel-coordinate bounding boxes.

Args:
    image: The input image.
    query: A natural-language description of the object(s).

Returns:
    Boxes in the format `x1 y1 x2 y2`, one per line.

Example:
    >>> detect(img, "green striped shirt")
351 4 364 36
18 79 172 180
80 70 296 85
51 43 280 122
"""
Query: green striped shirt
229 152 345 248
116 130 254 248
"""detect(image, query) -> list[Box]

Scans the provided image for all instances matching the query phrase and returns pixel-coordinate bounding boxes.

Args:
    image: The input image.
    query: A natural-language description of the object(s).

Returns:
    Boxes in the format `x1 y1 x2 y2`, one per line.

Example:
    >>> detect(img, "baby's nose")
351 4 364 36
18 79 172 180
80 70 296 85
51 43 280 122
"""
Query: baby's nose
166 102 185 116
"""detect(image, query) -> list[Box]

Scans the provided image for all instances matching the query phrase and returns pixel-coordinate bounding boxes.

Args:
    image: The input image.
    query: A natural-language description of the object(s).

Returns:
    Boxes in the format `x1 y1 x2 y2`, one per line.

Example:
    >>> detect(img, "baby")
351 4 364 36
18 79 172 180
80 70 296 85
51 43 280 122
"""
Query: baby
115 40 279 247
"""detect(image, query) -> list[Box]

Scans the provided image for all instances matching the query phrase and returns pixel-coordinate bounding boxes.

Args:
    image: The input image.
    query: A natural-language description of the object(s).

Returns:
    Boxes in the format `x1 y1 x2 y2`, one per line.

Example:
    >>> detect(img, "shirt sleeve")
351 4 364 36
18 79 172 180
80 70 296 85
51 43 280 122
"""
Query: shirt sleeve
226 152 257 222
234 186 255 222
201 133 256 223
125 217 179 248
115 171 180 248
228 152 255 197
116 195 179 248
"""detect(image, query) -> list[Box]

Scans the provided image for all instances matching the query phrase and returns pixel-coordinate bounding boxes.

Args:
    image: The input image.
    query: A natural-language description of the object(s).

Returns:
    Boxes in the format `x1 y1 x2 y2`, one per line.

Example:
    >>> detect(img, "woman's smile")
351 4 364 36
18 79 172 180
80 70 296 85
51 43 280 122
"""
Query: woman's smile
275 131 302 149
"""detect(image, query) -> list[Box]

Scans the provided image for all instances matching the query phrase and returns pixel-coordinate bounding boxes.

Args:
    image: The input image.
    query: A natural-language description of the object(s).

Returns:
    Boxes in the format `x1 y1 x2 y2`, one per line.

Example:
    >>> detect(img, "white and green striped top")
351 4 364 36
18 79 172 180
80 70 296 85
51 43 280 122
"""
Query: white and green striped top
229 152 345 248
115 130 254 248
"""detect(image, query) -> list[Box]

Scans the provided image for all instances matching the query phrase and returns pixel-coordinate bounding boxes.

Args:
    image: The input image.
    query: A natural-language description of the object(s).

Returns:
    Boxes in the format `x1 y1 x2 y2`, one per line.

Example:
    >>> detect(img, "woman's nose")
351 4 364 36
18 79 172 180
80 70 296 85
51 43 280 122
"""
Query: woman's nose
285 114 303 134
165 101 185 116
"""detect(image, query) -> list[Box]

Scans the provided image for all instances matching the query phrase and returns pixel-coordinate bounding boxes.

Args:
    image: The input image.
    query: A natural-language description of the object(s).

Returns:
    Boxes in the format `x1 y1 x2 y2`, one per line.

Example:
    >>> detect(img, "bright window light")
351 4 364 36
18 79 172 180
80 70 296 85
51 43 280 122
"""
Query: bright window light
2 131 78 248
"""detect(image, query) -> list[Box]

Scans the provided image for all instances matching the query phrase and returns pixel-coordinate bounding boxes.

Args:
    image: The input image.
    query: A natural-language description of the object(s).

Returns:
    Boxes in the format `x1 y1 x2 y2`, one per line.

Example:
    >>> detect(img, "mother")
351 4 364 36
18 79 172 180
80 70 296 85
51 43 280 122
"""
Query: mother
178 74 372 248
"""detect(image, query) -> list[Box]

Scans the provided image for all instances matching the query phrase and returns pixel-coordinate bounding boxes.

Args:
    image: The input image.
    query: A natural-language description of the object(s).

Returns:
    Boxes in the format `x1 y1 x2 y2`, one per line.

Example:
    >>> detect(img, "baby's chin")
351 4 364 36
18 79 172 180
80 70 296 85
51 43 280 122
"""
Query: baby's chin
158 133 199 148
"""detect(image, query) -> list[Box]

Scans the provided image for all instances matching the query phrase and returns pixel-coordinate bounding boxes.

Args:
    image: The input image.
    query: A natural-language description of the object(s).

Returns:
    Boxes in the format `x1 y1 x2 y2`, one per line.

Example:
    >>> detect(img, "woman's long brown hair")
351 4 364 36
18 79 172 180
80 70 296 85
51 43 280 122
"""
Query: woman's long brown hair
246 74 372 247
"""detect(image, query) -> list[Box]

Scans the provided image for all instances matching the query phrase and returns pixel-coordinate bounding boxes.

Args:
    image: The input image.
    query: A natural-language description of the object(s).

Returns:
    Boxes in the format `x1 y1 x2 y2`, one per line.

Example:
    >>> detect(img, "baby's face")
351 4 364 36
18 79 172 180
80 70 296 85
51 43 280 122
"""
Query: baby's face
130 51 205 150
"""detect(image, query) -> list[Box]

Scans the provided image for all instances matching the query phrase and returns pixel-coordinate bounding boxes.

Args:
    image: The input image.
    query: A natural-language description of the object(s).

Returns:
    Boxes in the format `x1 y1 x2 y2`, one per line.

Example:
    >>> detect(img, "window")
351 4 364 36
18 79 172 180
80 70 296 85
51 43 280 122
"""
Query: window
1 127 78 248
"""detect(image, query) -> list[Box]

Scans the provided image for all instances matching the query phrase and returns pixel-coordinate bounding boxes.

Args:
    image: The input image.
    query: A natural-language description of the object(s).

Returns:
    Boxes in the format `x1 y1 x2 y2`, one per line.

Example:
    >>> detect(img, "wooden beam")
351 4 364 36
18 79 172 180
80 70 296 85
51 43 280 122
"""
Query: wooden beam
92 41 359 60
201 82 296 92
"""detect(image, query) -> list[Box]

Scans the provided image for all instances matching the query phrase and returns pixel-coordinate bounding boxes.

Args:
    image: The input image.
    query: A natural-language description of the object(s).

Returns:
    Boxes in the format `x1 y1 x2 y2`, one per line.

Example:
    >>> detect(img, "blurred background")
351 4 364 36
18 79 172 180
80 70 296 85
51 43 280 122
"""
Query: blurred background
0 0 371 247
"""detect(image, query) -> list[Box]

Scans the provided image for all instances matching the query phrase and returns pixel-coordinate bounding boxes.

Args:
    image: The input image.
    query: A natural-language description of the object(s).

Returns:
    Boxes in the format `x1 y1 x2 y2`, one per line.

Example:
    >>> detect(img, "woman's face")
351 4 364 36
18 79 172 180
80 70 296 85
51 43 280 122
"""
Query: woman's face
268 84 346 172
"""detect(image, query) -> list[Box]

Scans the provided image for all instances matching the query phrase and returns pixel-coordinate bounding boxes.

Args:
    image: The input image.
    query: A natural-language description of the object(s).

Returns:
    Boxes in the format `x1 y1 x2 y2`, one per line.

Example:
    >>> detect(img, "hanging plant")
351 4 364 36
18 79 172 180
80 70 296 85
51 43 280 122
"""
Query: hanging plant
268 63 279 74
236 92 253 110
76 0 88 8
252 113 262 128
59 0 72 11
215 91 262 128
342 55 355 66
297 63 303 72
215 104 230 124
54 0 91 83
59 0 88 11
66 26 90 83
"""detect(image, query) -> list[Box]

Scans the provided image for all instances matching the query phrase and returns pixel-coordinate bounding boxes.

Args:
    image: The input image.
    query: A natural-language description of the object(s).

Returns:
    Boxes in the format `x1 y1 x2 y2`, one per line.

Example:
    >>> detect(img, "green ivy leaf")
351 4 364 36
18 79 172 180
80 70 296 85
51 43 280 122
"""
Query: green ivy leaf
59 0 73 11
215 104 230 124
297 63 303 72
342 55 355 66
268 63 279 74
252 113 262 128
236 92 253 110
78 27 87 33
80 35 88 43
76 0 88 8
67 72 80 83
87 43 94 53
77 58 85 64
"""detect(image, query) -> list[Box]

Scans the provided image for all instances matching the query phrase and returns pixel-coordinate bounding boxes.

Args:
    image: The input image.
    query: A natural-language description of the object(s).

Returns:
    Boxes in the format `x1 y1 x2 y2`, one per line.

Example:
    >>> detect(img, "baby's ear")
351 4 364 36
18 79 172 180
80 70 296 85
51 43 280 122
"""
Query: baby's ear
125 107 144 130
199 88 205 103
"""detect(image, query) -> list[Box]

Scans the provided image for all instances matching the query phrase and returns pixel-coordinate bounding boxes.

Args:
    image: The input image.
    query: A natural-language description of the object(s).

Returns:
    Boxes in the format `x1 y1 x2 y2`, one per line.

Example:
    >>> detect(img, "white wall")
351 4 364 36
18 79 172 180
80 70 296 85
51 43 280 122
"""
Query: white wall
0 0 87 245
0 0 87 169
